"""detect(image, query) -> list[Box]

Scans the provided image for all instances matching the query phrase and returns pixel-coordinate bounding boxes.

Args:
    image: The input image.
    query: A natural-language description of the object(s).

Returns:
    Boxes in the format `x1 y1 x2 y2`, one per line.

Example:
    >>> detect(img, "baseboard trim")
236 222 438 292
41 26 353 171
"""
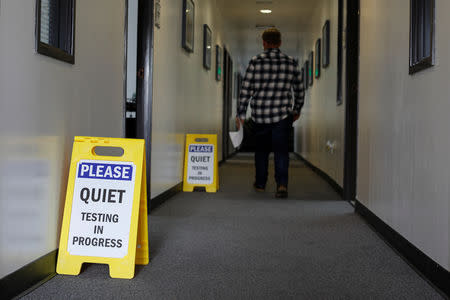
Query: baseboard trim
150 182 183 211
1 182 184 299
0 249 58 299
294 153 344 198
151 156 228 208
219 151 238 166
355 200 450 297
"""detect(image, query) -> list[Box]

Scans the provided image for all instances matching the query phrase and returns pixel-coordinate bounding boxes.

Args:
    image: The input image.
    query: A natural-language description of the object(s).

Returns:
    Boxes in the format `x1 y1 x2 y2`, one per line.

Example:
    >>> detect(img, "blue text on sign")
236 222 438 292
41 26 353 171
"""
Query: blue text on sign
189 145 213 153
78 162 133 181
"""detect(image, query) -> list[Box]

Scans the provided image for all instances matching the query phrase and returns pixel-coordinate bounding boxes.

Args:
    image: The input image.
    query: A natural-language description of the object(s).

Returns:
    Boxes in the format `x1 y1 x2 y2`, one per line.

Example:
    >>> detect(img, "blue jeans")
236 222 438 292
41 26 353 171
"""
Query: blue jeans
254 116 292 188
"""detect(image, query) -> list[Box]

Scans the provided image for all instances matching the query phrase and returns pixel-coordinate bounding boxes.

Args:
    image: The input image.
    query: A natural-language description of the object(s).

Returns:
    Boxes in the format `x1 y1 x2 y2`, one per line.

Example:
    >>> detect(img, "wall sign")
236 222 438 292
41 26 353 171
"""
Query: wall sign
322 20 330 68
203 24 212 70
315 39 321 78
216 45 222 81
308 51 314 87
182 0 195 52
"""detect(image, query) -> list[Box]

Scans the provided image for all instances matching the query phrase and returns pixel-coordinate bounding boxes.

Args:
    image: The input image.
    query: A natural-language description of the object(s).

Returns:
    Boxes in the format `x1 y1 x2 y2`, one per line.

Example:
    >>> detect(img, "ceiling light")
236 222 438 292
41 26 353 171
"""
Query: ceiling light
255 24 275 30
260 9 272 14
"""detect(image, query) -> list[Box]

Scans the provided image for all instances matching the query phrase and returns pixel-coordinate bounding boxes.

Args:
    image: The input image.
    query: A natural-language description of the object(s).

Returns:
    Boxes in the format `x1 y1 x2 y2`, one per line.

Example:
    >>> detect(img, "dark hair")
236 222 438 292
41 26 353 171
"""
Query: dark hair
262 28 281 45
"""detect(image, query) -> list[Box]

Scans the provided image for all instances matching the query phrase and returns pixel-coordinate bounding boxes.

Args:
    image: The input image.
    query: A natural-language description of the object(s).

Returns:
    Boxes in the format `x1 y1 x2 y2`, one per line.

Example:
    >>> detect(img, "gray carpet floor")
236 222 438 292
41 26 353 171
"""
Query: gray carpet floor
23 154 444 299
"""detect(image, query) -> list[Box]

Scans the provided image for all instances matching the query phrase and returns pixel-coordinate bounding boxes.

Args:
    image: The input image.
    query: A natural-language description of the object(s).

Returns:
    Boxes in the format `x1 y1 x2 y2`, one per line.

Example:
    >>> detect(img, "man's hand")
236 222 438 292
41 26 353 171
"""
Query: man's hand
293 113 300 122
235 117 244 130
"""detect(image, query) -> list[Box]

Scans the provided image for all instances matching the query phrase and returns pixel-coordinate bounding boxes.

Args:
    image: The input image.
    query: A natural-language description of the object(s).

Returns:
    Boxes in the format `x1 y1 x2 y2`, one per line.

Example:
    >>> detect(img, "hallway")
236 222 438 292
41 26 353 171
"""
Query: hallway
23 155 442 299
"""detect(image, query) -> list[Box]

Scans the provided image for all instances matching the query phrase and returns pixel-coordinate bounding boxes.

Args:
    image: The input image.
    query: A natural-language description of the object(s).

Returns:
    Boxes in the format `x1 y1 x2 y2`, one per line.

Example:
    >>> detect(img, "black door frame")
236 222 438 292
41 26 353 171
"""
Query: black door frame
136 0 155 211
343 0 360 201
222 48 233 162
222 48 229 161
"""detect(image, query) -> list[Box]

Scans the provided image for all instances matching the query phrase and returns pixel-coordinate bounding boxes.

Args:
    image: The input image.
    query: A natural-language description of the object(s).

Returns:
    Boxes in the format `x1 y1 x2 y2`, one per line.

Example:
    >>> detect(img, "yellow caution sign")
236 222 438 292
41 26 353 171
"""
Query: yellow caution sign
183 134 219 193
57 136 148 279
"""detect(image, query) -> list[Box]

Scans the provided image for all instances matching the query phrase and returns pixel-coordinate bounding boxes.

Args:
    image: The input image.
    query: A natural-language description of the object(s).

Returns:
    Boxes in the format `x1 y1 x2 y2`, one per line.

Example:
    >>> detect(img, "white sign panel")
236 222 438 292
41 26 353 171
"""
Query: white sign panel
67 160 136 258
186 144 214 185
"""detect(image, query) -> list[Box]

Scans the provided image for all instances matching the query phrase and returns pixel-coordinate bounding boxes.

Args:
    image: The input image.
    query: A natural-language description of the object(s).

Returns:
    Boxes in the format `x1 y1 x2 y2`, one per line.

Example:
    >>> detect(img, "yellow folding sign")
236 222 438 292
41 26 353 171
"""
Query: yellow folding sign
183 134 219 193
57 136 148 279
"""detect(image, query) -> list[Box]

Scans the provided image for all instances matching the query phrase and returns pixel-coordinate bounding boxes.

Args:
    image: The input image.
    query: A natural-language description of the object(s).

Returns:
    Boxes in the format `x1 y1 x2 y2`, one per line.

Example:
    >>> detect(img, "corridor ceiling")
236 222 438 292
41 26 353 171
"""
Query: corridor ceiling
216 0 318 69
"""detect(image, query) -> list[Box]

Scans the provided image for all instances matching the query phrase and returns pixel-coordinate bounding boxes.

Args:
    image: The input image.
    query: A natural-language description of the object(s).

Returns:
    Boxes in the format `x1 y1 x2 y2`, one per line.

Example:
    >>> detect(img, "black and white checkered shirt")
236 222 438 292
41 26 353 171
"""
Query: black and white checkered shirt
237 48 305 124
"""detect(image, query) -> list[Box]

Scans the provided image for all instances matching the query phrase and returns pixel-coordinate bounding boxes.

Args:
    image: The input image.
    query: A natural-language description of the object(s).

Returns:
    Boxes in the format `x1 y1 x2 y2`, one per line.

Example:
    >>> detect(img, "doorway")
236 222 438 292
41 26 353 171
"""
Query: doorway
124 0 154 208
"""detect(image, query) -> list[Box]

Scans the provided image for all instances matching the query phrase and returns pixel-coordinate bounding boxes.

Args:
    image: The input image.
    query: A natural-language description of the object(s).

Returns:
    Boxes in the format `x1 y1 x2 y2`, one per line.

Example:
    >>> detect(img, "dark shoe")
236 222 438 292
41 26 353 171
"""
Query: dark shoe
275 185 288 198
253 183 265 192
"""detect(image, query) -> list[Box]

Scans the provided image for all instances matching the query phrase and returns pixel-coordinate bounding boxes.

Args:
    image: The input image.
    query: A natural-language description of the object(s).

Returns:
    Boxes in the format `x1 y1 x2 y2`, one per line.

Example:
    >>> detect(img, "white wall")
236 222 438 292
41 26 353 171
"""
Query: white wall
0 0 125 278
151 0 230 198
235 28 302 70
359 0 449 270
295 0 345 186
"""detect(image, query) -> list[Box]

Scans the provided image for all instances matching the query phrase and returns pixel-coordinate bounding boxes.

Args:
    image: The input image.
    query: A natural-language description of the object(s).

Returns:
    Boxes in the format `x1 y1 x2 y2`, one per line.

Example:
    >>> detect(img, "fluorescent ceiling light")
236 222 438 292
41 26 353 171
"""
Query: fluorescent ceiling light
260 9 272 14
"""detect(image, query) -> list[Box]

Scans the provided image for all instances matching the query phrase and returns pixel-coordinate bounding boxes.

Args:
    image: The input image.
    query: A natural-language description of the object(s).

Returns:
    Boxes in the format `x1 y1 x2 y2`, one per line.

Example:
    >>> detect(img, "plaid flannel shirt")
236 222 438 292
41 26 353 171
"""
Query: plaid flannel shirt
237 48 305 124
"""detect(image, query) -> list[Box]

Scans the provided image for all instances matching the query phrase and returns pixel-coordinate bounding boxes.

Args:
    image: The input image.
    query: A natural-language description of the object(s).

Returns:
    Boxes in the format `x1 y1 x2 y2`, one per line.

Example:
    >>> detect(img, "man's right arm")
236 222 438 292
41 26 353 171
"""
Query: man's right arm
292 61 305 120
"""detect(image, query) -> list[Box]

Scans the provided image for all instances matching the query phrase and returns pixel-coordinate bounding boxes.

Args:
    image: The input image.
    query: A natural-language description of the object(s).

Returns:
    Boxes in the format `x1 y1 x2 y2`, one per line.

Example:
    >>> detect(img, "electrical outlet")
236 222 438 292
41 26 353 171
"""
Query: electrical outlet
326 141 336 154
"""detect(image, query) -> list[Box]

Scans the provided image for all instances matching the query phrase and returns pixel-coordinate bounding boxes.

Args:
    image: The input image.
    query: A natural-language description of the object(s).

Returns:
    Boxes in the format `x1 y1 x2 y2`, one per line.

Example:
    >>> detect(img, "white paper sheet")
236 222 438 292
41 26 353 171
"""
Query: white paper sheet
229 125 244 148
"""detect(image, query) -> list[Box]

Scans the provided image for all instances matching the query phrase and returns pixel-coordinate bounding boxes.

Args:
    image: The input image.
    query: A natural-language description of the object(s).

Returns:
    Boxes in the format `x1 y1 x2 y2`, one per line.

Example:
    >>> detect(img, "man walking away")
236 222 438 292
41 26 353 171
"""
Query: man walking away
236 28 305 198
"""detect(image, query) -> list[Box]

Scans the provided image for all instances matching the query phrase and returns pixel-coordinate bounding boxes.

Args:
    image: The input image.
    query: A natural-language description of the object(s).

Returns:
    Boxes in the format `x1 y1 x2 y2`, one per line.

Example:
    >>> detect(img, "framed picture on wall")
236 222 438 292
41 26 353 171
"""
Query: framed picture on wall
300 67 305 89
155 0 161 29
182 0 195 52
304 61 309 90
36 0 76 64
216 45 222 81
322 20 330 68
308 51 314 86
203 25 212 70
315 39 321 78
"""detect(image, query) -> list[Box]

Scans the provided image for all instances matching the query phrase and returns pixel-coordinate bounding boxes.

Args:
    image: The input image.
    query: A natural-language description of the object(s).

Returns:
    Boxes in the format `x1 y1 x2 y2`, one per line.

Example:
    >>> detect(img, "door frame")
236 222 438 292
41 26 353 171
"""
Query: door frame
343 0 360 201
222 48 233 161
136 0 155 210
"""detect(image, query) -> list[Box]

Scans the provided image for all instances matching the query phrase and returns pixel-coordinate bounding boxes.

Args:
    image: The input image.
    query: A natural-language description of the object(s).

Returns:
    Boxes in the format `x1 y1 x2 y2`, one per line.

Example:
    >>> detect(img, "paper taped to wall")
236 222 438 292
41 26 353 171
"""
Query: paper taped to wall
229 125 244 148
